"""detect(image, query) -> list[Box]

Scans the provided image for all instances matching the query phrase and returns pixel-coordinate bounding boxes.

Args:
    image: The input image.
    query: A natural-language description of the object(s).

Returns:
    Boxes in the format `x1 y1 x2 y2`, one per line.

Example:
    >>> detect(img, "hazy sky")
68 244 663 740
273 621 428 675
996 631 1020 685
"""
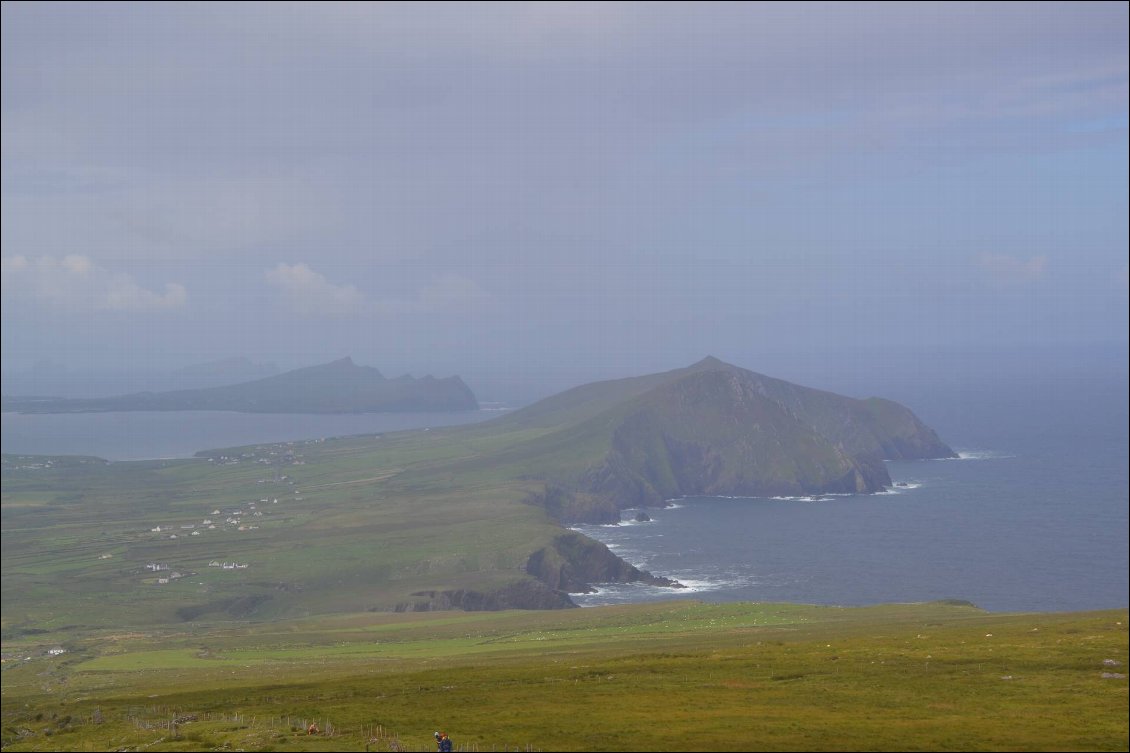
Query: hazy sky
2 2 1127 396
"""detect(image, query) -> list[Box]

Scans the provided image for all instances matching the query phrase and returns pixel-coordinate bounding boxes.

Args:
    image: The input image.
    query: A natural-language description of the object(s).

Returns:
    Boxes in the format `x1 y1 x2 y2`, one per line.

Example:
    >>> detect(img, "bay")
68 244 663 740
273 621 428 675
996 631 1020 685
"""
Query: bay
0 408 502 461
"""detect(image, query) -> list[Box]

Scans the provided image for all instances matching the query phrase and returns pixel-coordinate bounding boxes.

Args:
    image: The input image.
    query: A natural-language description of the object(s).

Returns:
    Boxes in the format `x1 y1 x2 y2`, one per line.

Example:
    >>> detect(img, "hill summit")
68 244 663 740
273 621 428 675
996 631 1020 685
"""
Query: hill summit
499 357 955 523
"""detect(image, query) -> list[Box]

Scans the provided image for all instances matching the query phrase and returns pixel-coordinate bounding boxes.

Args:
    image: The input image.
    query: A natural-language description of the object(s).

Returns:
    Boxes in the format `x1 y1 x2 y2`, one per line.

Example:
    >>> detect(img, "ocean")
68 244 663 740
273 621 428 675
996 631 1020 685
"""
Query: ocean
2 373 1126 613
571 372 1129 613
0 408 501 460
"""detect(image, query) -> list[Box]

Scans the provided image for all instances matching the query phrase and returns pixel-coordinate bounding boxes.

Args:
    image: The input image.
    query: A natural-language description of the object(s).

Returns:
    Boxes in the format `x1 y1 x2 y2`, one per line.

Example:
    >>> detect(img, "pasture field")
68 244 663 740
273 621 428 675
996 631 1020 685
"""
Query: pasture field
1 601 1126 751
2 425 566 631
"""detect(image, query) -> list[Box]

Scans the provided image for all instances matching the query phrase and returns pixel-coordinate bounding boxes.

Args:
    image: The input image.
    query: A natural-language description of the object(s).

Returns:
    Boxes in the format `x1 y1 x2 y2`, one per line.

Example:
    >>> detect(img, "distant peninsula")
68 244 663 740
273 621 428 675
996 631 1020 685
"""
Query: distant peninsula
0 357 479 414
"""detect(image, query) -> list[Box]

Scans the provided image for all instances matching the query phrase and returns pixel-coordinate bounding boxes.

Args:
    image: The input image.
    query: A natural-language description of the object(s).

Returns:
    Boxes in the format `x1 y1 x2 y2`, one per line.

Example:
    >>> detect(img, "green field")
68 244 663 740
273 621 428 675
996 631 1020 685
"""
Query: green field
2 424 572 630
2 601 1126 751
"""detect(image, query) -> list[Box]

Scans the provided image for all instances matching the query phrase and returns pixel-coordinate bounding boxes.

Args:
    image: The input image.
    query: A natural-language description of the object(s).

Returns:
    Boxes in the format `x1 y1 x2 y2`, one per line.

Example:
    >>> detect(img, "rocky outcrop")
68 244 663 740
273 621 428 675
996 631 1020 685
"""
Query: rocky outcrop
524 485 621 525
525 532 682 593
394 579 576 612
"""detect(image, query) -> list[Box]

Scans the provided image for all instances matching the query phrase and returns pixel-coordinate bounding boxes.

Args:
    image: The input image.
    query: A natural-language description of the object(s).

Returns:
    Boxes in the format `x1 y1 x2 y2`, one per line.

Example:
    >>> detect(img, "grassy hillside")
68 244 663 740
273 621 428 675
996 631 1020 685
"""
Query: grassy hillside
1 602 1125 751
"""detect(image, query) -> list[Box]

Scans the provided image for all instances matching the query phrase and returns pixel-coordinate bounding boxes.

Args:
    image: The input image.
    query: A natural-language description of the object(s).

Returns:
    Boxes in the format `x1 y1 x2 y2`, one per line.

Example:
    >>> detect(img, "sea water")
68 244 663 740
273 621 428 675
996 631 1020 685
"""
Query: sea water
572 373 1129 612
0 408 501 460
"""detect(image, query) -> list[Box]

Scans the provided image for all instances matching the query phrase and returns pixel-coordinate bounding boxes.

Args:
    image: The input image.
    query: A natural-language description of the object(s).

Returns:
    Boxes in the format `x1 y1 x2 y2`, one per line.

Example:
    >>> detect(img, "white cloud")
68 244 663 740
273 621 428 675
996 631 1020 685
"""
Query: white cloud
0 254 187 311
265 262 365 315
977 254 1048 285
264 263 494 318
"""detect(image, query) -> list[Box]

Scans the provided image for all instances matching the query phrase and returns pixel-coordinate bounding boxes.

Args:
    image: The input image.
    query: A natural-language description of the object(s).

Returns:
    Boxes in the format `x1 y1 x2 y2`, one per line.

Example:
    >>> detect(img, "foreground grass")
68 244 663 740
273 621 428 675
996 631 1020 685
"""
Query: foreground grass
2 601 1126 751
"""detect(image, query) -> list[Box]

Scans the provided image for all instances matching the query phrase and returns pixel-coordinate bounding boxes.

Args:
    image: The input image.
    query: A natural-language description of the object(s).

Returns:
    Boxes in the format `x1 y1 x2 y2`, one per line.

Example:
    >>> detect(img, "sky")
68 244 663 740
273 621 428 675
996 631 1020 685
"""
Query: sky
2 2 1127 400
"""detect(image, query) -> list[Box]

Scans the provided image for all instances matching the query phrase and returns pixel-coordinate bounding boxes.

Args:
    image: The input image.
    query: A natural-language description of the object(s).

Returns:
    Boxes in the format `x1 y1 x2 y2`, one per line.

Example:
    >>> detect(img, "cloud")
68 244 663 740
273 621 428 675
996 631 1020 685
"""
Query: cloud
415 274 495 313
265 262 365 315
0 254 187 311
977 254 1048 285
264 263 494 318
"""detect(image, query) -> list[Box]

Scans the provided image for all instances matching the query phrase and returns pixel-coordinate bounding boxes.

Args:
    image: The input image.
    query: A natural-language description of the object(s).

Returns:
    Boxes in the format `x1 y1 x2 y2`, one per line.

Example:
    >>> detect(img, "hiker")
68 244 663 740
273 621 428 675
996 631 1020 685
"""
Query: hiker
307 722 320 735
434 730 453 752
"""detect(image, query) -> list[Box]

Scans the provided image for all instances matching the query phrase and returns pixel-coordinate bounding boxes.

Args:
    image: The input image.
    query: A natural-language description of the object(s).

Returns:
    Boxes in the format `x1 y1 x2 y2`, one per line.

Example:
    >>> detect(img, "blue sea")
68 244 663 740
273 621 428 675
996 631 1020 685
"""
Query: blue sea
572 373 1129 613
2 373 1126 613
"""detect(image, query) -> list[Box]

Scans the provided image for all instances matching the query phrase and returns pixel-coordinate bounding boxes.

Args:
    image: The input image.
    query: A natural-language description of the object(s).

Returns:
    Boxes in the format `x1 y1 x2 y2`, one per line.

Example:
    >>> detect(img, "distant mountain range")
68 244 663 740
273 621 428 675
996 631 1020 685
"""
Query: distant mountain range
1 357 478 414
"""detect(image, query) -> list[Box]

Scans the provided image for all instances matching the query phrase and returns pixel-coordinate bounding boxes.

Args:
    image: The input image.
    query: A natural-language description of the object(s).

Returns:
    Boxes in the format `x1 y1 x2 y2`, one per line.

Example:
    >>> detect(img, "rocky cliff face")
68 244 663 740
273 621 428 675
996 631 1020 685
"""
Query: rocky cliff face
394 580 576 611
521 358 954 524
525 532 681 593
